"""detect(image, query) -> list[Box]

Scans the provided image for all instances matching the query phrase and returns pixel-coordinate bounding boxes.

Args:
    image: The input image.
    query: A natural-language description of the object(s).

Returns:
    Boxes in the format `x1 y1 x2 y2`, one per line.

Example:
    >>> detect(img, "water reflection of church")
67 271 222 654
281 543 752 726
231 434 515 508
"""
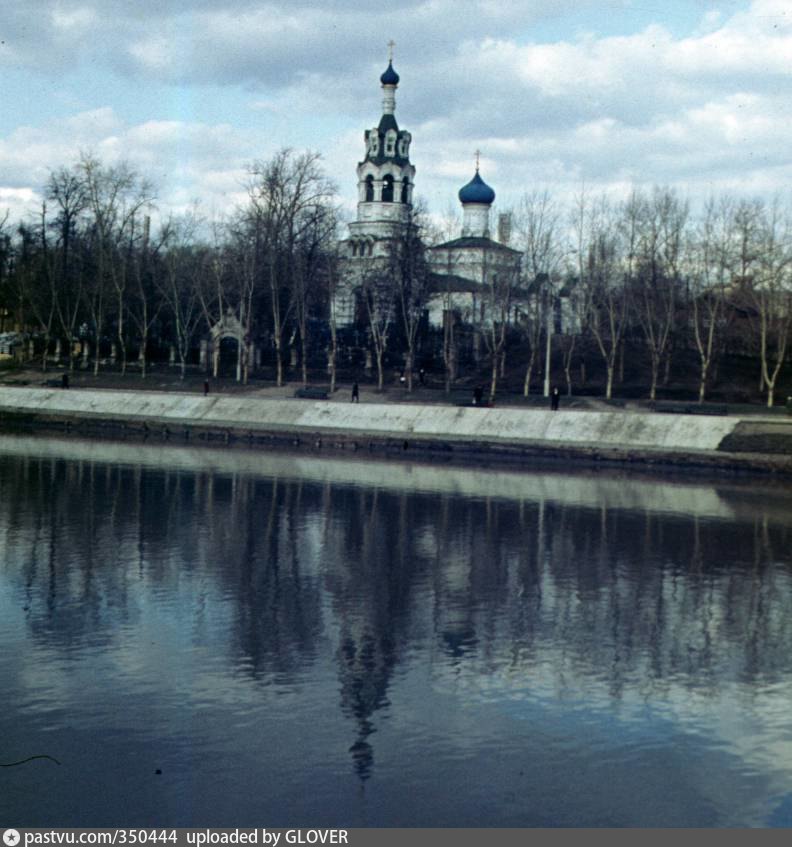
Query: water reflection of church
4 445 791 793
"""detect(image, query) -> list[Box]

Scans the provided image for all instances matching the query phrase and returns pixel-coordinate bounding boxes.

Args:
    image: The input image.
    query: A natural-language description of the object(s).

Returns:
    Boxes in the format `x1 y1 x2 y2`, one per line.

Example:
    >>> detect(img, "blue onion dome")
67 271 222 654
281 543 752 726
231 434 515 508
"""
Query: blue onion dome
380 60 400 85
458 171 495 205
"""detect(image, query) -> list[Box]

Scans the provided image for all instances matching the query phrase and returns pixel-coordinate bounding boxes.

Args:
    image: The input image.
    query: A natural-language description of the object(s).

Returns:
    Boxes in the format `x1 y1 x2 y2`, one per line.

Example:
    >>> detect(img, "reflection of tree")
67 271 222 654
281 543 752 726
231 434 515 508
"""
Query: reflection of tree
2 450 792 785
226 476 324 679
0 457 327 679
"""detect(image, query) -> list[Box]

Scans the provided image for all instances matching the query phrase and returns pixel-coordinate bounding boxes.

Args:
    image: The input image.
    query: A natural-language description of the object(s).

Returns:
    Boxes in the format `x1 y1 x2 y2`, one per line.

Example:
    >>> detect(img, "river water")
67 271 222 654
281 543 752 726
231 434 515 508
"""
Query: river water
1 434 791 828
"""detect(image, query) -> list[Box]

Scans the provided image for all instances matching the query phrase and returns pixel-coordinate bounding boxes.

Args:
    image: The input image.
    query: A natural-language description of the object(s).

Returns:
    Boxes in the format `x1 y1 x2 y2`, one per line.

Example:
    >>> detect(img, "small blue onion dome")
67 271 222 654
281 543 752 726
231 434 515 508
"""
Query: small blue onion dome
458 171 495 205
380 61 400 86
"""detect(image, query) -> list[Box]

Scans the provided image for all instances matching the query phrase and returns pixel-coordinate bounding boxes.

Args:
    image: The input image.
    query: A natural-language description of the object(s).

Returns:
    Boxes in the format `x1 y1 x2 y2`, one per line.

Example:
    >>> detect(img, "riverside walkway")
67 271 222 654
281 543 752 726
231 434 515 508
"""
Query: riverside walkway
0 381 790 477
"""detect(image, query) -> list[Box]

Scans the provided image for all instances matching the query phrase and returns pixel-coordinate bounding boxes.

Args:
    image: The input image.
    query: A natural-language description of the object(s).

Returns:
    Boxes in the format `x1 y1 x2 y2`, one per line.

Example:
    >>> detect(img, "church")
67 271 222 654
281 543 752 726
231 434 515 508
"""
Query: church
337 53 523 342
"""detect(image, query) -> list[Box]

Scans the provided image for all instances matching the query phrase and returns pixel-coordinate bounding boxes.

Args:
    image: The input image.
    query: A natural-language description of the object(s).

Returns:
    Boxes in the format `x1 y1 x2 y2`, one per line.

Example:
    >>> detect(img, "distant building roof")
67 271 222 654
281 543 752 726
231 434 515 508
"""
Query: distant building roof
429 236 522 255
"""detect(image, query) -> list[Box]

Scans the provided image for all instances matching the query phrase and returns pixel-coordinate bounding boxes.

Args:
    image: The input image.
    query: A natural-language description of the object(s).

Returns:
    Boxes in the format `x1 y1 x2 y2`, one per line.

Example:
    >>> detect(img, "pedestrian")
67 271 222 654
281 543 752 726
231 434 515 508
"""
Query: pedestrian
61 373 69 389
419 367 425 386
550 386 560 411
203 379 210 396
473 385 483 406
351 381 359 403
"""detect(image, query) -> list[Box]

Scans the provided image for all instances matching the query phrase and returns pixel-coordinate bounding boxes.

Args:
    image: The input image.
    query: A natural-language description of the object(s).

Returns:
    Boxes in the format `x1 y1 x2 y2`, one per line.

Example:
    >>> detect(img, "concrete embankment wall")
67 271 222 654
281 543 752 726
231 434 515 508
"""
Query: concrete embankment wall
0 386 789 475
0 386 738 447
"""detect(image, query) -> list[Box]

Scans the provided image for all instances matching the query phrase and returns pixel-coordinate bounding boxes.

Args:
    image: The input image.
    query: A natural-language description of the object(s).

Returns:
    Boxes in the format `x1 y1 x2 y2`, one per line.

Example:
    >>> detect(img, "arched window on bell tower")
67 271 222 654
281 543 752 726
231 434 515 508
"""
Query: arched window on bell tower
365 175 374 202
401 177 409 203
382 174 394 203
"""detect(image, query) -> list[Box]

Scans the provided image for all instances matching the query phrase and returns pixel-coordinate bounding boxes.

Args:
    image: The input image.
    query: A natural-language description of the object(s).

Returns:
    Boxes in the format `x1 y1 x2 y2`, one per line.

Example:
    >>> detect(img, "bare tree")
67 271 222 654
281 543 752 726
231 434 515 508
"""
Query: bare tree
46 168 90 369
293 203 338 387
392 201 431 391
323 246 341 394
627 187 688 401
78 154 154 375
0 211 16 334
742 199 792 407
17 207 57 369
688 196 733 402
361 266 394 391
479 256 521 401
157 215 205 379
580 196 628 400
128 215 167 378
246 149 335 386
513 191 565 397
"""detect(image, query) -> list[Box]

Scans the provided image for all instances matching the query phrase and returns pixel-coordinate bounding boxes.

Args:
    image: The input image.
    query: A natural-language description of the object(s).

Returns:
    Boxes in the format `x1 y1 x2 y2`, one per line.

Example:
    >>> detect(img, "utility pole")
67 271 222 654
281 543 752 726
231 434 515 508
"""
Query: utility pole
543 284 553 397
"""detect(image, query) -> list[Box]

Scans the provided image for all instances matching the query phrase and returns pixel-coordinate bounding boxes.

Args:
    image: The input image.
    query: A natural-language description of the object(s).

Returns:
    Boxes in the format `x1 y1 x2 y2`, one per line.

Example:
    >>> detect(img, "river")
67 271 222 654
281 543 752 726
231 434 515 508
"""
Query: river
1 435 791 827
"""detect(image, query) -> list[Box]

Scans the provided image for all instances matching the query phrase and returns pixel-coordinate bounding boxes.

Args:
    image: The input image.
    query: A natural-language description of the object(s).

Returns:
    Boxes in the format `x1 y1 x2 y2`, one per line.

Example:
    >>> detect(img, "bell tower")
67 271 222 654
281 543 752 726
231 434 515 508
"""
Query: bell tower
346 44 416 258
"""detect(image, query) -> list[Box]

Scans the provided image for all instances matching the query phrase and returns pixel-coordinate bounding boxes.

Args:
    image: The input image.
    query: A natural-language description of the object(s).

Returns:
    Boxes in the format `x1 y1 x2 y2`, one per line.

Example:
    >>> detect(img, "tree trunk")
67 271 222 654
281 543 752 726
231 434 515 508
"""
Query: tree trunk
649 356 659 402
117 291 126 376
523 357 534 397
605 364 614 400
663 348 672 386
375 348 384 391
140 337 148 379
698 358 709 404
329 327 337 394
275 337 283 387
564 363 572 397
40 333 50 372
489 356 498 401
562 336 576 397
93 333 101 376
444 339 456 394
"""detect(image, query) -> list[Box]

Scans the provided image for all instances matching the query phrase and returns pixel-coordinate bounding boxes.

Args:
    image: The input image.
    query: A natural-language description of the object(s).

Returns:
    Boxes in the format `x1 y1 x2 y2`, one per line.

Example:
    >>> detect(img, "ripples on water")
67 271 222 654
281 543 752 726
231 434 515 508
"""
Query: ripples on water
1 435 792 827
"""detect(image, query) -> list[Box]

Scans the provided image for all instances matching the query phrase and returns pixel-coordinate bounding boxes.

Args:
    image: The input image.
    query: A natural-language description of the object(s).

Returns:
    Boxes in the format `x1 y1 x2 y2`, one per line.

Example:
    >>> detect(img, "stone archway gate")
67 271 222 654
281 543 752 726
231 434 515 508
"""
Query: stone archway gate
200 310 259 382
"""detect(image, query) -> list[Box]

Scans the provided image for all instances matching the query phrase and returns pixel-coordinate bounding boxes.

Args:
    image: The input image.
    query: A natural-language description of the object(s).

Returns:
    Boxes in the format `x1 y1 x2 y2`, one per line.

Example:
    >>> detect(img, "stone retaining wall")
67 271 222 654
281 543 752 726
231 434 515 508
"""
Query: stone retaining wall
0 386 789 475
0 387 739 448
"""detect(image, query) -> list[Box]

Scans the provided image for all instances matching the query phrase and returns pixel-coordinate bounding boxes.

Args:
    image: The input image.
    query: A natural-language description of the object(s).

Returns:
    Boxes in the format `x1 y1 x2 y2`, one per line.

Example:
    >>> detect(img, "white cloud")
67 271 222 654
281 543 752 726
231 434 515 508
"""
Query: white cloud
0 109 262 223
50 5 97 31
1 0 791 224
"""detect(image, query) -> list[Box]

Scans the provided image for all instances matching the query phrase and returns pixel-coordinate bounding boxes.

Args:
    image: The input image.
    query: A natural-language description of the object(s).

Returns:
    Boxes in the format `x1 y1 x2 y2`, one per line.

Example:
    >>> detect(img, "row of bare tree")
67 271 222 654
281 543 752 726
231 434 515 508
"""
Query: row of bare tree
0 149 337 385
448 187 790 405
1 151 790 405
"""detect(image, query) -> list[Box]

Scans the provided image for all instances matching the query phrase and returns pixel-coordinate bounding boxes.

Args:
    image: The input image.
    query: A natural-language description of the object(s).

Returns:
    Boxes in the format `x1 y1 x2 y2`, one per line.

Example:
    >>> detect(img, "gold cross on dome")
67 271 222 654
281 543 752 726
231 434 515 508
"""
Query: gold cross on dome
475 149 481 171
387 40 396 61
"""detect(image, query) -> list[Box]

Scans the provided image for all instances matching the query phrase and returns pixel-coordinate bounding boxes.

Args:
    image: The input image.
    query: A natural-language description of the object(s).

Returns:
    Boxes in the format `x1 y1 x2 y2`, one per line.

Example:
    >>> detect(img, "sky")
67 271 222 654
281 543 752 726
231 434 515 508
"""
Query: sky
1 0 790 229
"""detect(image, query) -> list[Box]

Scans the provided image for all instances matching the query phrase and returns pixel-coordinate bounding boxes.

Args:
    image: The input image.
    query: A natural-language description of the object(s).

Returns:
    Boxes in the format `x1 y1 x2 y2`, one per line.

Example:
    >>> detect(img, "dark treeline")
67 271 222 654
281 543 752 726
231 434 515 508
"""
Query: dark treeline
4 450 792 703
0 151 790 405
